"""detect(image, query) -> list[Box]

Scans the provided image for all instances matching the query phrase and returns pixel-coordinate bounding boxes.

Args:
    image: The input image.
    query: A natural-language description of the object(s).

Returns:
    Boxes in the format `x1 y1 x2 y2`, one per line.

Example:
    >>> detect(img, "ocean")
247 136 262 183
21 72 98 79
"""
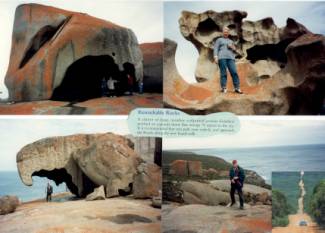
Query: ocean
192 144 325 185
0 171 66 202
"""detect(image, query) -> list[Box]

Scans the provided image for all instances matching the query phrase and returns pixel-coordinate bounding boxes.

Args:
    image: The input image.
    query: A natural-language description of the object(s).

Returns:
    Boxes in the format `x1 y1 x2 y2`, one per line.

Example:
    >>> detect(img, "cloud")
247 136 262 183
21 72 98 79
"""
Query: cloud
0 117 128 171
0 0 162 98
164 1 325 83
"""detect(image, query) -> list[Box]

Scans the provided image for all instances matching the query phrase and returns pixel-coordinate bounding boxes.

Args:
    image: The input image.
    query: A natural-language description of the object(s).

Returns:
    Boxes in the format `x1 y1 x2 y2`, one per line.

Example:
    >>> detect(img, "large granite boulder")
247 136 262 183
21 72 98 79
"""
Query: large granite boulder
133 163 162 199
181 181 231 205
85 185 105 201
140 42 163 93
0 196 19 215
164 10 325 115
5 4 143 102
16 133 142 197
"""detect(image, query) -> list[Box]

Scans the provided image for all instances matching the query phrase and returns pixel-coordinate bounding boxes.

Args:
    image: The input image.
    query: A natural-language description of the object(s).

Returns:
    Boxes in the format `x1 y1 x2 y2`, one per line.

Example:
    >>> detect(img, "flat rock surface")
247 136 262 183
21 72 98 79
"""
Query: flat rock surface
0 197 160 233
0 94 162 115
162 203 271 233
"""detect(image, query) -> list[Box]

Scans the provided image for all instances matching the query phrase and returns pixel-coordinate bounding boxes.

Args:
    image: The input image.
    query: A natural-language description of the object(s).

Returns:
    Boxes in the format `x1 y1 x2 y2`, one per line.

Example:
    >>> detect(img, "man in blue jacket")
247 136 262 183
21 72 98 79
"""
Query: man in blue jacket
214 27 243 94
229 159 245 209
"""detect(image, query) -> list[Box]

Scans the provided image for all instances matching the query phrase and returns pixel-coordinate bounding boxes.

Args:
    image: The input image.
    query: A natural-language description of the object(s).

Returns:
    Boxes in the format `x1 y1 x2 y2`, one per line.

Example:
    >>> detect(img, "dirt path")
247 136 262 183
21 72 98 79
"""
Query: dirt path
273 171 325 233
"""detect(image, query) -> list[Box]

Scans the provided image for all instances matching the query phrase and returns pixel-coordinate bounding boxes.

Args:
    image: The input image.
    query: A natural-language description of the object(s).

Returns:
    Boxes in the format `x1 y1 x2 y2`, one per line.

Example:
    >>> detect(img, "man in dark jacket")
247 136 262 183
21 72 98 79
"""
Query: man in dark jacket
46 182 53 202
229 160 245 209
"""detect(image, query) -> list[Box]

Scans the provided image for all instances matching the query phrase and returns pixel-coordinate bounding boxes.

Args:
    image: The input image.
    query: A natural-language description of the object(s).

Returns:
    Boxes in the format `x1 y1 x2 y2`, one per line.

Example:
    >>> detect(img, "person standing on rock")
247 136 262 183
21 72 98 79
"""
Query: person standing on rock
229 160 245 209
46 182 53 202
214 27 243 94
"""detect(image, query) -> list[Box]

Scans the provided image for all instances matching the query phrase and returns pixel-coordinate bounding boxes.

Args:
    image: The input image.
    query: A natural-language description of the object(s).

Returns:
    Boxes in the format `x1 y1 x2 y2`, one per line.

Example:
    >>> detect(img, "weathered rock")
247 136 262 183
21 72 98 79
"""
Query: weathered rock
133 163 162 198
188 161 202 176
5 4 143 102
209 180 271 205
0 198 160 233
16 133 142 198
0 196 20 215
126 136 157 163
181 181 231 206
164 10 325 115
162 181 183 203
169 160 202 177
0 94 163 115
140 42 163 93
85 185 105 201
162 203 272 233
169 160 188 176
152 194 162 208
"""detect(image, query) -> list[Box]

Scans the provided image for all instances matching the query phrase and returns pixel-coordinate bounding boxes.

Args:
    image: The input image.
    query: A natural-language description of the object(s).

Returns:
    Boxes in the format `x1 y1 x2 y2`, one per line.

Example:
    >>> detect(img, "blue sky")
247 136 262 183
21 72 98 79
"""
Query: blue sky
164 1 325 83
0 117 128 171
163 117 325 150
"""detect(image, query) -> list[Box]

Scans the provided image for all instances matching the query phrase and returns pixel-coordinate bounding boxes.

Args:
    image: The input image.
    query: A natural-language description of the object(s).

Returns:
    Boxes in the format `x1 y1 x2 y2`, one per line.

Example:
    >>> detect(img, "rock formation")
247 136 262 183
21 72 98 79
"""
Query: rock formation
5 4 143 102
140 42 163 93
162 204 272 233
210 180 271 205
85 185 105 201
133 163 162 199
181 181 231 205
0 196 19 215
164 10 325 114
169 160 203 176
16 132 161 198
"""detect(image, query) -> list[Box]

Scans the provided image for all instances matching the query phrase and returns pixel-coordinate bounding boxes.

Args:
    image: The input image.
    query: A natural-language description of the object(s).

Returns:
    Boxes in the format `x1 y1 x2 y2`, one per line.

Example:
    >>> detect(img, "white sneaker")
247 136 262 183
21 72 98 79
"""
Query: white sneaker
221 88 227 93
235 89 243 94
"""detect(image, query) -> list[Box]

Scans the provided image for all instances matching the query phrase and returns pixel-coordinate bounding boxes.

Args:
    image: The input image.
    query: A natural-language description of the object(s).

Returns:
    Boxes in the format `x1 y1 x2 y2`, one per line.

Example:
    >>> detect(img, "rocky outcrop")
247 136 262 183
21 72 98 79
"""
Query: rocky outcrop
210 180 271 205
164 10 325 115
181 181 230 206
16 133 142 198
5 4 143 102
0 94 163 115
164 151 270 189
0 196 19 215
140 42 163 93
0 198 161 233
85 185 105 201
169 160 203 176
162 204 272 233
126 136 157 163
133 163 162 199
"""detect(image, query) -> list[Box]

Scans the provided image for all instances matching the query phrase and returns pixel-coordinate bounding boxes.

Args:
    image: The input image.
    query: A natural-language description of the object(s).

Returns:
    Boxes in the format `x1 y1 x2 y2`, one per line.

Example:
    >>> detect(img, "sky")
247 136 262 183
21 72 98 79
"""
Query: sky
163 117 325 150
0 0 163 98
164 1 325 83
0 116 129 171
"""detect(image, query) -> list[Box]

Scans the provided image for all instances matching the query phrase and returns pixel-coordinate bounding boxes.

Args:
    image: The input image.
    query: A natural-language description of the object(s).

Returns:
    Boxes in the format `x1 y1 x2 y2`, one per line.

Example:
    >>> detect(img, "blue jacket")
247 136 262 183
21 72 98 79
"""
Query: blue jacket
213 37 236 60
229 166 245 186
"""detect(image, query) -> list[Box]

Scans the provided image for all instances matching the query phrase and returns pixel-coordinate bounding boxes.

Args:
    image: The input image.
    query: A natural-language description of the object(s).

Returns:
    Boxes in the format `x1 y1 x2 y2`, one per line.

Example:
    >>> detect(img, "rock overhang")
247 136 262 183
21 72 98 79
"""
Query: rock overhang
5 3 143 102
164 10 325 115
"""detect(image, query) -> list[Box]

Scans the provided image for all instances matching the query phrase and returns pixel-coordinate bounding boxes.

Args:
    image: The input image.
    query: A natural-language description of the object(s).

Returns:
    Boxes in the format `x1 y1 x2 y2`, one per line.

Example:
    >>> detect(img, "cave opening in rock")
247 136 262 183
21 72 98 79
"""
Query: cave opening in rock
19 18 69 69
197 18 220 36
32 168 79 196
51 55 132 102
32 168 98 198
246 38 296 65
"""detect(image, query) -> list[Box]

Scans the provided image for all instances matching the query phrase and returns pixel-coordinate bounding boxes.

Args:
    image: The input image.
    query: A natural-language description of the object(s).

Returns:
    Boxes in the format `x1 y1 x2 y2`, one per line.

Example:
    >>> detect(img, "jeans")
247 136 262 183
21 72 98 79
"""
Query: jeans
218 59 240 89
230 183 244 207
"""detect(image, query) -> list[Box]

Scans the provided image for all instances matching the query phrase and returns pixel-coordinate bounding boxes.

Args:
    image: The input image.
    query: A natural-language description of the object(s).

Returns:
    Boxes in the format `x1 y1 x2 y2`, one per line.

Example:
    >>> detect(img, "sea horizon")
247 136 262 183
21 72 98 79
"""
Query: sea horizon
0 171 67 202
165 144 325 185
